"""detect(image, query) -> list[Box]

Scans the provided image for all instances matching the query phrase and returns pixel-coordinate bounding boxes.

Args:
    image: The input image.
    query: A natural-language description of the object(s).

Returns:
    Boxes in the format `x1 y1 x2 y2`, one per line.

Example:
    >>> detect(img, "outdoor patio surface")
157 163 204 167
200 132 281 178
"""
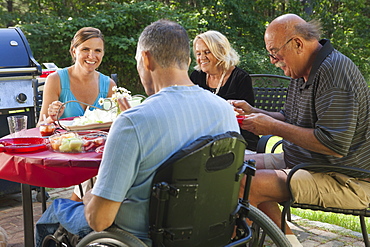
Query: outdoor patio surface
0 186 366 246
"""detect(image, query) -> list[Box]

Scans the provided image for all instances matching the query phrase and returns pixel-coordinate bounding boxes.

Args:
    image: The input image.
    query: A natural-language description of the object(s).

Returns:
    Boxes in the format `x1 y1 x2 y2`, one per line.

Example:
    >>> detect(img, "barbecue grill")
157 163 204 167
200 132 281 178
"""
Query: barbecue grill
0 27 42 195
0 27 41 136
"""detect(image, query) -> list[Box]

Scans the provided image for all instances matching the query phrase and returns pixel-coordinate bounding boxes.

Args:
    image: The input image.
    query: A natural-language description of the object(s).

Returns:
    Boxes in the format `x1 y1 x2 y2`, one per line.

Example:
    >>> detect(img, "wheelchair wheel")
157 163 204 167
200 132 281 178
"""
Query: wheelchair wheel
247 205 291 247
76 227 147 247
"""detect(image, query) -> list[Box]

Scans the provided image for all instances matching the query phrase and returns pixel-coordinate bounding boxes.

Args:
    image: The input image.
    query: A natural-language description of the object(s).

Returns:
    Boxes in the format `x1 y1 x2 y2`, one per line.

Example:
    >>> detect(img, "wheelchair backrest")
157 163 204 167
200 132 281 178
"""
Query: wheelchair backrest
149 131 247 247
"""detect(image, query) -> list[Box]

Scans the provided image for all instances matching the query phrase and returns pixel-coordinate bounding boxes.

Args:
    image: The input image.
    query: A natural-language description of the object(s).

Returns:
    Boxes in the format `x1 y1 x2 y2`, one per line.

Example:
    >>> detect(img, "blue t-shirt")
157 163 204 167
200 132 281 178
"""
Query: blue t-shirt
58 68 110 119
92 85 239 245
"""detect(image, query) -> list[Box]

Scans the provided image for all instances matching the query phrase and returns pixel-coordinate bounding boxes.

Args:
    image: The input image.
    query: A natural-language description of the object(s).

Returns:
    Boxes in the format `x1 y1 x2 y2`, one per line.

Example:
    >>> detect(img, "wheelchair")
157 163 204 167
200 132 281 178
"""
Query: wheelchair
43 131 291 247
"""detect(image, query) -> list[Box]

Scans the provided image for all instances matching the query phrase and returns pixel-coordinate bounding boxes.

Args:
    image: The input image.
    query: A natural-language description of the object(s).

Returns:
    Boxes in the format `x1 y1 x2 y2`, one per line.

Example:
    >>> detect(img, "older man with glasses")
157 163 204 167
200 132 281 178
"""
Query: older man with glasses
230 13 370 246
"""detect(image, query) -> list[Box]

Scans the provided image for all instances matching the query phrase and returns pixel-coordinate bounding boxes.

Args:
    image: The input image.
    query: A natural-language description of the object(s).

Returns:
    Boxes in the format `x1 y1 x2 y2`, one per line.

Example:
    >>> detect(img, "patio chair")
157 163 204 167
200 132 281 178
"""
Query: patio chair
281 163 370 247
250 74 290 113
256 135 370 246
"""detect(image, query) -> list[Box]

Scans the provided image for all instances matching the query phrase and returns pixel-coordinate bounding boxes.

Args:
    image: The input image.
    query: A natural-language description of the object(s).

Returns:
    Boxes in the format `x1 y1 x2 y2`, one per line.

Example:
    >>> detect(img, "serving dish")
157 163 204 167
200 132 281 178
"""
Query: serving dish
58 120 112 131
0 137 47 153
49 130 108 153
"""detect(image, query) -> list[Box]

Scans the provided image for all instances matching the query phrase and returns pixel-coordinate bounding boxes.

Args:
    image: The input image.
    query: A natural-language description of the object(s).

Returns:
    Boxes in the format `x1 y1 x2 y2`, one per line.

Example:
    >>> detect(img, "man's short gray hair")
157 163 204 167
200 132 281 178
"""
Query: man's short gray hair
294 19 323 41
138 19 190 70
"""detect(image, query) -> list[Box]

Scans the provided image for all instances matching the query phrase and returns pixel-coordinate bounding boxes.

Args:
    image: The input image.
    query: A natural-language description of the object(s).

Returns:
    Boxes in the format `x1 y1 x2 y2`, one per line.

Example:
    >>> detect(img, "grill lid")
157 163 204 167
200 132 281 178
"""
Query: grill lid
0 27 41 77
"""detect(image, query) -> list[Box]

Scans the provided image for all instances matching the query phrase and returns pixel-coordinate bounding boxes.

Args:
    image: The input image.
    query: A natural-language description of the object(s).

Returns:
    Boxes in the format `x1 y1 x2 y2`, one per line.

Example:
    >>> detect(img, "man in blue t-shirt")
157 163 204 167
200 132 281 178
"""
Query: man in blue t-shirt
35 20 239 246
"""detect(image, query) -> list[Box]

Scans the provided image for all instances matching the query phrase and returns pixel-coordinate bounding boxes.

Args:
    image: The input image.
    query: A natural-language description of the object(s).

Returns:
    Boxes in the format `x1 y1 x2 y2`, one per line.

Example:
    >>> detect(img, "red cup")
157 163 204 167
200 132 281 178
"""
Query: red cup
236 115 246 125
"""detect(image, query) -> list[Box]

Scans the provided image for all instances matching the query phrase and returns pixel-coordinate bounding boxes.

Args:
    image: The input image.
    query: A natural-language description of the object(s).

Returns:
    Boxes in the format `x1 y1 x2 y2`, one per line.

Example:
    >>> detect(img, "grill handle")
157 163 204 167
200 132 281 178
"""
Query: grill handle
0 67 40 74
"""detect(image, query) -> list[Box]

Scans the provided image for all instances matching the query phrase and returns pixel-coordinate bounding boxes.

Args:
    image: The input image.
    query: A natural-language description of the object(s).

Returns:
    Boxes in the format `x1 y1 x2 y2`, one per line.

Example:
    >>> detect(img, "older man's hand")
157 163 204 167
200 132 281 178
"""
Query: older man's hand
228 100 254 115
239 113 277 135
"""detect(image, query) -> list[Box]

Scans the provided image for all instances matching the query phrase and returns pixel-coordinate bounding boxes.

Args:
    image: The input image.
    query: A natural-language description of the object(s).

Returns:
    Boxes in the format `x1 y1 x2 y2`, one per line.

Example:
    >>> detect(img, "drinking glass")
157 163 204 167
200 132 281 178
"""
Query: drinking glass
7 115 28 137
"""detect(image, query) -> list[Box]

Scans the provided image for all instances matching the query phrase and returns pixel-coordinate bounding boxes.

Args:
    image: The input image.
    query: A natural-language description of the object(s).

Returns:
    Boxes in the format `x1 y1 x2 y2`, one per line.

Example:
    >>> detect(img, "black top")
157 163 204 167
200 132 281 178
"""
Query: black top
190 66 260 151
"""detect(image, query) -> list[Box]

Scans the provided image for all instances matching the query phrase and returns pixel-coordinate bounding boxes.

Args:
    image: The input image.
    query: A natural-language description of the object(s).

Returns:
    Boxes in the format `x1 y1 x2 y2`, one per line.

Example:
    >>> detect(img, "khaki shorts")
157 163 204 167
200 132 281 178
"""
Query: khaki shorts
263 153 370 209
263 152 286 169
290 170 370 209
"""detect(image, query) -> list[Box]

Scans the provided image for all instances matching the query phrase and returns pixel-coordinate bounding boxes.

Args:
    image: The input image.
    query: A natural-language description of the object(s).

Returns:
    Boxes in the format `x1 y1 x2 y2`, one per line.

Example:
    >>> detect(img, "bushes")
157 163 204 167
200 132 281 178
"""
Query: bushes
15 1 199 94
1 0 369 92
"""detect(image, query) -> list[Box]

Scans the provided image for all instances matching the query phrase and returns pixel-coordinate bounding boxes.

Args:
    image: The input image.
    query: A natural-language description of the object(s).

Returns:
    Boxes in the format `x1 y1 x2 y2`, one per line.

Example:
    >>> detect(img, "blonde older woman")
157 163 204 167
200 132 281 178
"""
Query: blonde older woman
190 30 259 151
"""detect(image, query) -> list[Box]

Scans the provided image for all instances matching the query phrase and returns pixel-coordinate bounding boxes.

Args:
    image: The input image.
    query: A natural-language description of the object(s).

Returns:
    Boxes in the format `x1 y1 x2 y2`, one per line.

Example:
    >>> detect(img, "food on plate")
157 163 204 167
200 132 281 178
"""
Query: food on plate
49 131 107 153
95 145 104 154
72 106 116 126
60 137 83 152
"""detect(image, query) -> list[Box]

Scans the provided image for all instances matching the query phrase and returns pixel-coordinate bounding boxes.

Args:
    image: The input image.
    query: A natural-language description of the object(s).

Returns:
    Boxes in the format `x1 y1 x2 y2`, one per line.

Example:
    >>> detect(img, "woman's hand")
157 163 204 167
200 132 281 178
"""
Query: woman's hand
228 100 254 115
47 101 65 123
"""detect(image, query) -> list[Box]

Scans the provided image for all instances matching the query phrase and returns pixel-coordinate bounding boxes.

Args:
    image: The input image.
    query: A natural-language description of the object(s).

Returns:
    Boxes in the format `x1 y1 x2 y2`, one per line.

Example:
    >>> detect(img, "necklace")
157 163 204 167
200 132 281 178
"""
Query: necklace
206 71 226 95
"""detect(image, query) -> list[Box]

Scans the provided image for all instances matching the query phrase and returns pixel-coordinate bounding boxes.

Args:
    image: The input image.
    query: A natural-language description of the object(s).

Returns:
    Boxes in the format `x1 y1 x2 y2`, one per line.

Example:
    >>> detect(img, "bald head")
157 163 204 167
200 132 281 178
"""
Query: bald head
265 14 322 42
264 14 323 80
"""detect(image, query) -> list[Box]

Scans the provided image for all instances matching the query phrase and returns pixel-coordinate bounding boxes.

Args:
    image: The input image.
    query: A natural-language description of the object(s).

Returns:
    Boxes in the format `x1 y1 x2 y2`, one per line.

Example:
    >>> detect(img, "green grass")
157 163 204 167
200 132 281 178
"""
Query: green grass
290 208 370 233
265 136 369 233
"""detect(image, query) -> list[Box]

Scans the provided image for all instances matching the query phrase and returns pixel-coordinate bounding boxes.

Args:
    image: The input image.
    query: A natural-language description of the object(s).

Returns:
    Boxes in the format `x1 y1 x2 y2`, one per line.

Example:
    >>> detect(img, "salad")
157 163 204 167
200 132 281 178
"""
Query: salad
71 86 133 126
72 106 116 126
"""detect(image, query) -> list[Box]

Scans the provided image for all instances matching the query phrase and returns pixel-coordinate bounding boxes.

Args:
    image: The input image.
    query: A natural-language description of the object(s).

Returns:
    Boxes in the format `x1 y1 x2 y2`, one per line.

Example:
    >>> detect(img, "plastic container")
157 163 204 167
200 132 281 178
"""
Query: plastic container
49 130 107 153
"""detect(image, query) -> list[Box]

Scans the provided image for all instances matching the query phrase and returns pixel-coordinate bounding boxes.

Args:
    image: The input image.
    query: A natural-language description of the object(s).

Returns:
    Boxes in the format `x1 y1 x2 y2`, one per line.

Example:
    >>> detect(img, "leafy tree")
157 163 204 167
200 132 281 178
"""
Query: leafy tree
14 1 198 94
1 0 369 89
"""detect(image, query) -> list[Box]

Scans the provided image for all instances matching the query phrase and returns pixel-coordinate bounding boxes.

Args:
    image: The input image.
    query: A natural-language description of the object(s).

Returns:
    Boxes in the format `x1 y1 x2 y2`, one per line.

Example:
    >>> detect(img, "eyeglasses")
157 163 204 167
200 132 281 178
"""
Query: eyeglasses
267 38 293 60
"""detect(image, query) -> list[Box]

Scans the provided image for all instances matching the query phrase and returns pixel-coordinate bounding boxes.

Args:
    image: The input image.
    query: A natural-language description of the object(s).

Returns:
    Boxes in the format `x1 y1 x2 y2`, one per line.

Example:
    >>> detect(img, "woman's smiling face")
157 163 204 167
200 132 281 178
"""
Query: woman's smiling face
73 37 104 71
195 39 218 74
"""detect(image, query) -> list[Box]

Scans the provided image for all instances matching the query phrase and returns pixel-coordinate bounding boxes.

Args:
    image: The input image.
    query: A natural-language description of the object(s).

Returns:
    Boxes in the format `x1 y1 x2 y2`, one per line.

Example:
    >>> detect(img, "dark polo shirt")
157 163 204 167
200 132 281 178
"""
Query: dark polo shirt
282 39 370 169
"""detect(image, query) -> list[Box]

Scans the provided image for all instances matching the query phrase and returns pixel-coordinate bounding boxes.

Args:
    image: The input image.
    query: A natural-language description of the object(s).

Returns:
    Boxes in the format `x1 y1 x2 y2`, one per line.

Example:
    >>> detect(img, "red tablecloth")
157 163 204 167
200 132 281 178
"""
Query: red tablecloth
0 128 101 188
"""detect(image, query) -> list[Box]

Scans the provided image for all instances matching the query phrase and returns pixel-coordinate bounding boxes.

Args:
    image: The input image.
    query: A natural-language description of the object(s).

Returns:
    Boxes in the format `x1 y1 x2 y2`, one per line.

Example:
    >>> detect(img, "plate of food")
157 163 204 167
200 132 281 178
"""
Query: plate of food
58 120 113 131
57 109 114 131
49 130 108 153
0 137 48 153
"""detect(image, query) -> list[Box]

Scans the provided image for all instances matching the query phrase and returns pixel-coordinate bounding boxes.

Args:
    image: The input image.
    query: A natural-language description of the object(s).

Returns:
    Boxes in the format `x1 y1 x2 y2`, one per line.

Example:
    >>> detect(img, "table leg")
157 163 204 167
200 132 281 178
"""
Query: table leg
40 187 47 212
21 184 35 247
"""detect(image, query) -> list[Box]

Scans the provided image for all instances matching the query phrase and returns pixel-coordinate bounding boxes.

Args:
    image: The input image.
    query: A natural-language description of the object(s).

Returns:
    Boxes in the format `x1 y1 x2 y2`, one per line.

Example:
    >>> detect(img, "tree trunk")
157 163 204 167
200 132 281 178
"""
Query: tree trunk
7 0 13 12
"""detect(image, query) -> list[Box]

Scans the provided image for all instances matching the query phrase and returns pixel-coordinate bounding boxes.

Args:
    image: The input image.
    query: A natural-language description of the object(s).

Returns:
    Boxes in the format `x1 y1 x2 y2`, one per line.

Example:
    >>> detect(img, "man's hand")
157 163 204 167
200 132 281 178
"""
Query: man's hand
228 100 254 115
117 97 131 112
239 113 278 135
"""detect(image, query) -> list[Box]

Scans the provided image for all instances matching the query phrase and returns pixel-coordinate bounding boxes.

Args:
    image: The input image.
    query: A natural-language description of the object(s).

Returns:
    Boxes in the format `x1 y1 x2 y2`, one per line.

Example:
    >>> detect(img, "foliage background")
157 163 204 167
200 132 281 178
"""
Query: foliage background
1 0 369 94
